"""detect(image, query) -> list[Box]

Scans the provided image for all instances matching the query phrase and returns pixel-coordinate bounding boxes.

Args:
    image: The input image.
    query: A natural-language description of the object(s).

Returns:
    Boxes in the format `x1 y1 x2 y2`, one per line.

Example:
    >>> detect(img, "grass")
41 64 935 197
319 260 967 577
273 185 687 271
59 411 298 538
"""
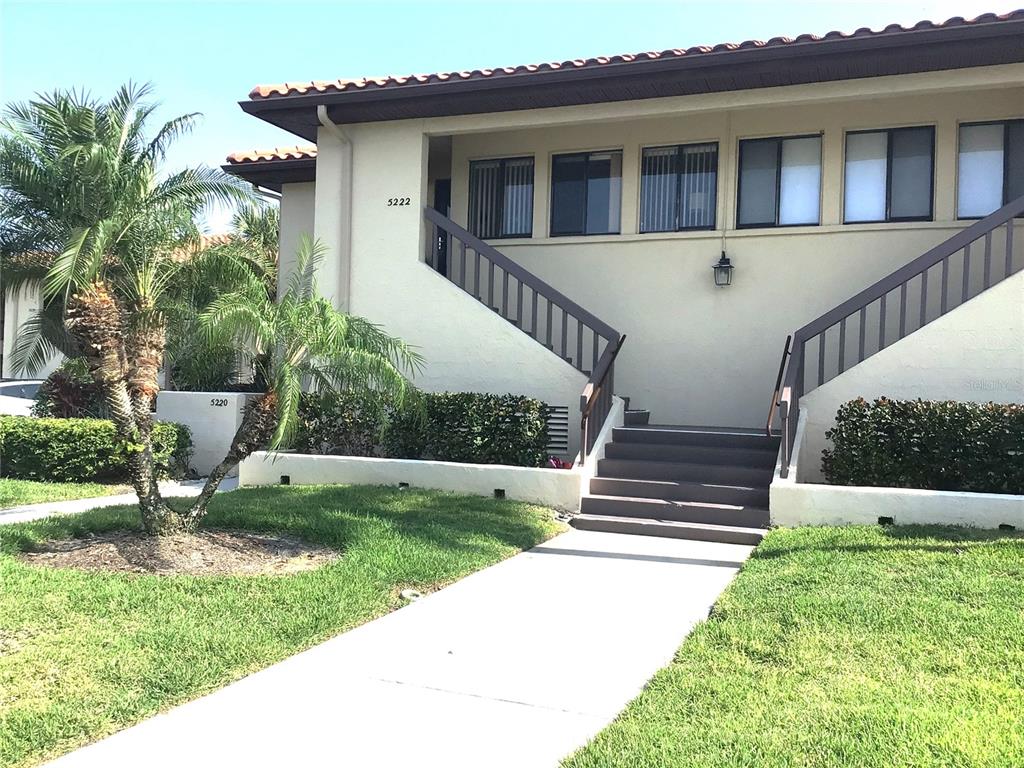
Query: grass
0 479 129 510
0 484 561 768
564 525 1024 768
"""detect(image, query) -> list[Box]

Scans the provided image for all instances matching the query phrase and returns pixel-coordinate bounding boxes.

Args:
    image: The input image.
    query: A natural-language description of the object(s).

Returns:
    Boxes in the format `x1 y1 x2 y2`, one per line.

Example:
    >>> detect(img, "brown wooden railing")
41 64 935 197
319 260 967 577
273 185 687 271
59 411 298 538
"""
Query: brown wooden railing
581 334 626 460
772 196 1024 478
424 207 623 460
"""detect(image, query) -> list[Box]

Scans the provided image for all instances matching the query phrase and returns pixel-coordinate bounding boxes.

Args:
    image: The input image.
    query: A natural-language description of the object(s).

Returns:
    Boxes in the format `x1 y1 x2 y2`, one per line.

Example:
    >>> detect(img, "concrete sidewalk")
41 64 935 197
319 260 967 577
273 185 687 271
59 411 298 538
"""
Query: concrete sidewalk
46 528 752 767
0 477 238 525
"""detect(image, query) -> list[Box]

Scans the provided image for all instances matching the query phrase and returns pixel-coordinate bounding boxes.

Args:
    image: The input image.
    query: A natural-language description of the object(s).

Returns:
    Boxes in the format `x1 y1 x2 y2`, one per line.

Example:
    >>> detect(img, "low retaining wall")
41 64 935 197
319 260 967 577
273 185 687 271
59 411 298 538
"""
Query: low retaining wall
239 452 582 512
770 405 1023 529
771 479 1024 528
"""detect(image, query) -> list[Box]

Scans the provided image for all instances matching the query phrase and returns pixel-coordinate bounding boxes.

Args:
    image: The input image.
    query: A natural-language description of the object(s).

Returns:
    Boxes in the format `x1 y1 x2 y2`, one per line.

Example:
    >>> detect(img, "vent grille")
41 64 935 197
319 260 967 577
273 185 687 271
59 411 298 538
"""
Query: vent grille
546 405 570 455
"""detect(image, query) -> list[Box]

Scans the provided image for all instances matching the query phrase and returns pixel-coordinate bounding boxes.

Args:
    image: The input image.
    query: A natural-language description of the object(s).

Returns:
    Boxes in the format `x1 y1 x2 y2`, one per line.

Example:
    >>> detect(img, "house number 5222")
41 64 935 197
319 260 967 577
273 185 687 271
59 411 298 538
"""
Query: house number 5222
387 197 410 206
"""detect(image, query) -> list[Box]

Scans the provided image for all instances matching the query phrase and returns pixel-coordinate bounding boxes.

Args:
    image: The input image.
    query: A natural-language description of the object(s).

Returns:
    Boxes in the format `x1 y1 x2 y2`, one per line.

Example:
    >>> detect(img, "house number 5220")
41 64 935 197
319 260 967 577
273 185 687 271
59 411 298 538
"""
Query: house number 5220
387 197 410 206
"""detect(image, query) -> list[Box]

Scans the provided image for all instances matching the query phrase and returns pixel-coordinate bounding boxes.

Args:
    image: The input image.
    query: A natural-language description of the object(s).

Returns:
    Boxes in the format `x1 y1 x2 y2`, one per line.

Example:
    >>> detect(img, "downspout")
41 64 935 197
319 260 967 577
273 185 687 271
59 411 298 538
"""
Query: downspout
316 105 353 313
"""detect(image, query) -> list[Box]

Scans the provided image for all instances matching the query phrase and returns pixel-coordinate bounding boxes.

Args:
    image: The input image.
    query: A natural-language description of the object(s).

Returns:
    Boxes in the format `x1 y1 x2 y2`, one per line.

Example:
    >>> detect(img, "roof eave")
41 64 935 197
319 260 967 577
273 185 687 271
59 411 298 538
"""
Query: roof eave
221 157 317 193
240 17 1024 140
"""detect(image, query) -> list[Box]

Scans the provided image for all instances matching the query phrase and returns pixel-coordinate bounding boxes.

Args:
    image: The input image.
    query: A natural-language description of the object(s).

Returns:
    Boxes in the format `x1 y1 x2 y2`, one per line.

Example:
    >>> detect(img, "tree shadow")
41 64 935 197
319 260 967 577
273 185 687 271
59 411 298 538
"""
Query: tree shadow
192 484 553 561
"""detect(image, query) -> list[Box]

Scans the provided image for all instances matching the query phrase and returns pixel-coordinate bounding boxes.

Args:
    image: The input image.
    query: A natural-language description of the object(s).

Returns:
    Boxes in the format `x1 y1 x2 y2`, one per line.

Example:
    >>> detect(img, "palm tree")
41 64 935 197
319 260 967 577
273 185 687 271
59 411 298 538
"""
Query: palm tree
1 85 421 534
162 203 280 391
185 237 423 523
0 84 251 531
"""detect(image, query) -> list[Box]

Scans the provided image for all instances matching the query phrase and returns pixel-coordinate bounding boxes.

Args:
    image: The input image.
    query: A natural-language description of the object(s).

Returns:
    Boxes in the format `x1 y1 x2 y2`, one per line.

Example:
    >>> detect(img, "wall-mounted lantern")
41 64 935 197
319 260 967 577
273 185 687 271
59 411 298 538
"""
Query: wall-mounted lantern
712 252 734 287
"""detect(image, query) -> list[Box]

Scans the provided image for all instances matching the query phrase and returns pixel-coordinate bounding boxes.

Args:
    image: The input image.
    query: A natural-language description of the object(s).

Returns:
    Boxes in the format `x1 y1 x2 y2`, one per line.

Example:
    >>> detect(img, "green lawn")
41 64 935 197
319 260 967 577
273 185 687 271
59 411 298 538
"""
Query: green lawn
0 485 561 768
0 479 129 510
564 525 1024 768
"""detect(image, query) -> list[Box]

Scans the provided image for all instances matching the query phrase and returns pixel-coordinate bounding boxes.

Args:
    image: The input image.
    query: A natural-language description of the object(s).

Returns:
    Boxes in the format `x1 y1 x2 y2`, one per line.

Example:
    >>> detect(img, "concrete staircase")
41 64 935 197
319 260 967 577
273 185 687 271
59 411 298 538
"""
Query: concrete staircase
572 425 777 544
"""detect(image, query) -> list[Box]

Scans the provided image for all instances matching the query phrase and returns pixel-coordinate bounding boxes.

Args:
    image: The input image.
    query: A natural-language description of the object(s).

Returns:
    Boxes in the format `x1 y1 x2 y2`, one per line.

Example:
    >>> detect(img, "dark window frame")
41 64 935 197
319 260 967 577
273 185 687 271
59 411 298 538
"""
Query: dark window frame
639 141 719 233
549 149 623 237
956 118 1024 220
843 125 936 225
735 133 823 230
468 155 535 239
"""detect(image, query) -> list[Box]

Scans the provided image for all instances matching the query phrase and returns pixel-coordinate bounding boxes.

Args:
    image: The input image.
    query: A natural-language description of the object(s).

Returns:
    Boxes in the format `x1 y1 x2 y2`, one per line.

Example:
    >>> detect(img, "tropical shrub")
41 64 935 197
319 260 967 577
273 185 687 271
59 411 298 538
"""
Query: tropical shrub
32 358 107 418
0 416 192 482
296 391 551 467
386 392 550 467
822 397 1024 494
294 392 391 457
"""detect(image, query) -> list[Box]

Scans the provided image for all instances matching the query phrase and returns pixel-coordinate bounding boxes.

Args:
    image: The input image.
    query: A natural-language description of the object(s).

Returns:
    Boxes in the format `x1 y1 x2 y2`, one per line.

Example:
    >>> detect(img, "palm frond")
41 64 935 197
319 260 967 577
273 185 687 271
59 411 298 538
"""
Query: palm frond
7 303 76 375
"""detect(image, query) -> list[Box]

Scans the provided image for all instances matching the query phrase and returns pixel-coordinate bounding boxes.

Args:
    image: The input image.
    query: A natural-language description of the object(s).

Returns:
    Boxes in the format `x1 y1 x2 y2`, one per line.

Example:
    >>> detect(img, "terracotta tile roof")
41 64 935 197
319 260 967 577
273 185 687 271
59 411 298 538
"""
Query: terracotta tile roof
225 146 318 164
247 10 1024 100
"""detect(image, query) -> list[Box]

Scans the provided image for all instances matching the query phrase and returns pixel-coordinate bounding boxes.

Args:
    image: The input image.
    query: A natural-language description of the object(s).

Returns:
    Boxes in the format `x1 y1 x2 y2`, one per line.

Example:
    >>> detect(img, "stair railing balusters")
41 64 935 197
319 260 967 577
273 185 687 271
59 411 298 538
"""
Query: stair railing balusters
773 194 1024 479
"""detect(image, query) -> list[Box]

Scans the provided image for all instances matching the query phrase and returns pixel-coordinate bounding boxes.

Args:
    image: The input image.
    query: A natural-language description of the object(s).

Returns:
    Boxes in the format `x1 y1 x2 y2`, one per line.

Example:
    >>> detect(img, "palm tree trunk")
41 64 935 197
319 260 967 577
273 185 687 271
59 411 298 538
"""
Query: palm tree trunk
184 392 279 529
66 281 178 533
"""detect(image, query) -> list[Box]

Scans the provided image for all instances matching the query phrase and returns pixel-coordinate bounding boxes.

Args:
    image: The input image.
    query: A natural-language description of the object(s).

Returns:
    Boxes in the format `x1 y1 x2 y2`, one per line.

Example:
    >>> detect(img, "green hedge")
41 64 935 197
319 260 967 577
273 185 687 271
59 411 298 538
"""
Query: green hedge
387 392 550 467
0 416 192 483
295 391 551 467
294 392 389 457
822 398 1024 494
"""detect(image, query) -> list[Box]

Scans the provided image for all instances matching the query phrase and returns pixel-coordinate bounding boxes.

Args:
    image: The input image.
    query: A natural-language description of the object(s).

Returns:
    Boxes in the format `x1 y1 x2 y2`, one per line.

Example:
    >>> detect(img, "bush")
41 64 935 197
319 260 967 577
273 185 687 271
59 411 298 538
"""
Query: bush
295 391 551 467
294 391 390 457
822 398 1024 494
386 392 550 467
32 358 107 418
0 416 192 482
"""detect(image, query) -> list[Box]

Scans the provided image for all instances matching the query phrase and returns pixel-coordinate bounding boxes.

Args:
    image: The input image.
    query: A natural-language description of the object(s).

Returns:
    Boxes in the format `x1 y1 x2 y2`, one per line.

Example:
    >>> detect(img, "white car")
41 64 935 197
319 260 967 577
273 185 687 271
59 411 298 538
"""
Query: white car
0 379 43 416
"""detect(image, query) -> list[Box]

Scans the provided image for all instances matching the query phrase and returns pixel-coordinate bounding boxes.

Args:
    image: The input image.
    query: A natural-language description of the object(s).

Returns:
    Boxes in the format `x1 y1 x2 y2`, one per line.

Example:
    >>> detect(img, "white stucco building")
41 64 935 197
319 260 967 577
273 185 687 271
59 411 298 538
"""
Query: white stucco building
222 11 1023 540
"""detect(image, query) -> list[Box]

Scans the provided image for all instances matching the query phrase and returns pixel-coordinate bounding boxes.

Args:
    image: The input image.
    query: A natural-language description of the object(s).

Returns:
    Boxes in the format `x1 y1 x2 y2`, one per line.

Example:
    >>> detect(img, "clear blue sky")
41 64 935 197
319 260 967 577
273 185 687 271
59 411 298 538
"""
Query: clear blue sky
1 0 1017 230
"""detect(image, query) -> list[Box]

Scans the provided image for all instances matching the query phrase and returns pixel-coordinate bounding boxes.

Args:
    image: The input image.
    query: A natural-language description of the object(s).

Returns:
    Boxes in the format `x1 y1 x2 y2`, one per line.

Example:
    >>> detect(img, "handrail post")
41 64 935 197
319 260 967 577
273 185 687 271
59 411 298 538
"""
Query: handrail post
579 335 626 463
778 399 791 478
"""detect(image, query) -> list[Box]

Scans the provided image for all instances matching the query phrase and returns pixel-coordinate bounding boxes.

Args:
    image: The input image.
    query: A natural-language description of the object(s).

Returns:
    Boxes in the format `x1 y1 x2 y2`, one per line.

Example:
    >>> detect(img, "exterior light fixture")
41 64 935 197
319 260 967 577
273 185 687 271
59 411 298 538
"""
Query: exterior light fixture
712 252 734 287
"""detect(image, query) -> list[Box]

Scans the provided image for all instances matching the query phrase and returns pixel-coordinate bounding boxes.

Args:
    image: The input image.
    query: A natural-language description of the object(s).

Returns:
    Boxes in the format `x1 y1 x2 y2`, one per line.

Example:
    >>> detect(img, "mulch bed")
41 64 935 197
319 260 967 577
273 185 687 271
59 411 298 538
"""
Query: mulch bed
20 529 339 576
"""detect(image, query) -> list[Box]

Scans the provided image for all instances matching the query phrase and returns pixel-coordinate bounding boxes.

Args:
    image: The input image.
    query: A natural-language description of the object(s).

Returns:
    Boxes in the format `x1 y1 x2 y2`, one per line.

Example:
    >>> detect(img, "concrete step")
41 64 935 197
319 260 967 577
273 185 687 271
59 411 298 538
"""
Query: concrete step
589 477 770 508
612 426 780 451
571 512 766 545
581 494 770 528
603 441 777 469
598 456 774 486
624 409 650 426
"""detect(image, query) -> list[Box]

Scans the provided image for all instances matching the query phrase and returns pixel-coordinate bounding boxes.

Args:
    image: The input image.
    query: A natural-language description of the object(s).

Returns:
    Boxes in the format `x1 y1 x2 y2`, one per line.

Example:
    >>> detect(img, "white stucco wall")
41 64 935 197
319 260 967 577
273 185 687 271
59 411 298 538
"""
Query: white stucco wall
579 395 625 491
797 269 1024 483
444 81 1023 428
317 121 587 458
772 477 1024 529
278 181 316 294
294 64 1023 437
154 391 255 477
239 451 582 512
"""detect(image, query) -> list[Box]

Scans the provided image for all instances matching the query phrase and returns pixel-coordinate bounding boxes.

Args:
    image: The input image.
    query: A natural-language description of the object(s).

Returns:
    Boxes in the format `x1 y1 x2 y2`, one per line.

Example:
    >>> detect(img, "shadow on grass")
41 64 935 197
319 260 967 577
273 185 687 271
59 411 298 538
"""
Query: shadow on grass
1 484 557 564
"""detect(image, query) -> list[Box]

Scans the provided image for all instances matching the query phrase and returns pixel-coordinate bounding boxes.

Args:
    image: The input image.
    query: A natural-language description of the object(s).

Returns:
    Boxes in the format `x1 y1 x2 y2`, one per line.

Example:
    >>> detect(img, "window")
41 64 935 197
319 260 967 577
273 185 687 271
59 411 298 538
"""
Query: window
550 150 622 236
468 156 534 238
843 127 934 223
958 120 1024 218
639 143 718 232
737 135 821 228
